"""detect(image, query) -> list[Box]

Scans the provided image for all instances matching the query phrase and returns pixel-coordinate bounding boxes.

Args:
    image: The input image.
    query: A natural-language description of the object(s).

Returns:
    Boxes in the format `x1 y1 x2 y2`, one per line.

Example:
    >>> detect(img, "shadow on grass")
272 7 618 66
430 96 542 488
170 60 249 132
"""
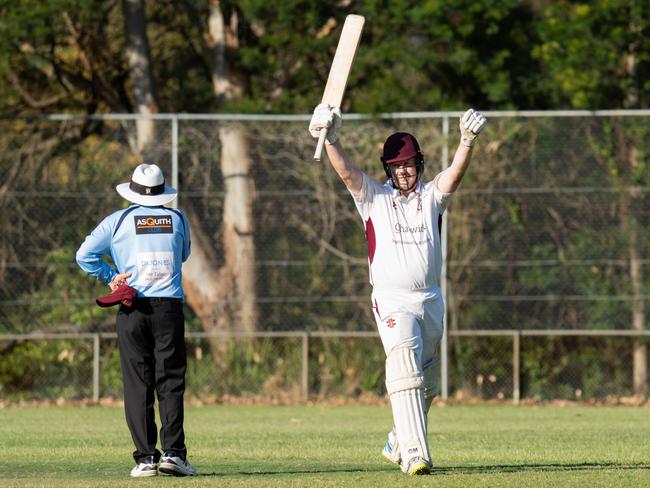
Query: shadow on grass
196 462 650 477
433 462 650 476
197 466 395 476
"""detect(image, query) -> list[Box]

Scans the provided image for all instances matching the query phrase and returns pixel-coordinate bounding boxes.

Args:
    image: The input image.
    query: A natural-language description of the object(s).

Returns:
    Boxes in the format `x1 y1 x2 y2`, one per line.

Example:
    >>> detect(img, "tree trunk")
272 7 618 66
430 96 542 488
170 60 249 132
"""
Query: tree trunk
182 127 257 337
631 226 646 398
623 32 646 398
181 1 258 339
628 183 646 397
219 127 257 332
122 0 159 159
122 0 259 343
622 147 646 398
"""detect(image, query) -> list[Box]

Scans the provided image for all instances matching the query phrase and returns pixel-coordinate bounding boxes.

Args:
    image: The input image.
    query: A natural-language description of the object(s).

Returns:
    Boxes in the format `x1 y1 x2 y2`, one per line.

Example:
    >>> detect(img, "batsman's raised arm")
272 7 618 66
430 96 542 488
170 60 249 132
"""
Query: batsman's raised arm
309 103 363 194
435 109 487 193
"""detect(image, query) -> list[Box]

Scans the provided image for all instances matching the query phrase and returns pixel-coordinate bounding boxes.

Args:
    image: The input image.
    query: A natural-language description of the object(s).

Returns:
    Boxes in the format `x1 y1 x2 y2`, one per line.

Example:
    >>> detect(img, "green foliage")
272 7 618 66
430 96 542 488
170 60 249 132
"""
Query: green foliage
0 0 125 113
351 0 543 111
98 341 123 398
451 336 514 399
184 337 385 400
3 334 646 402
0 339 93 400
521 337 636 400
310 337 385 397
0 1 649 404
0 335 384 402
534 1 650 108
2 0 650 114
37 247 110 326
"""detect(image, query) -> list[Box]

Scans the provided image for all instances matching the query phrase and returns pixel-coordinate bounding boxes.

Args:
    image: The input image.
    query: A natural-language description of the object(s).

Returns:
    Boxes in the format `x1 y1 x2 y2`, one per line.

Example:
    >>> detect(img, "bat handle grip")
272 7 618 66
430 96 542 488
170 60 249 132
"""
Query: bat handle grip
313 128 328 161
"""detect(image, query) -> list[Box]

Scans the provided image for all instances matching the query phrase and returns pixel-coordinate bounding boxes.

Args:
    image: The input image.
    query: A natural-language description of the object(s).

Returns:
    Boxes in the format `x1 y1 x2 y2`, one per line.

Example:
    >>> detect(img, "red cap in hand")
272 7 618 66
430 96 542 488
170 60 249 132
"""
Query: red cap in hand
96 284 137 310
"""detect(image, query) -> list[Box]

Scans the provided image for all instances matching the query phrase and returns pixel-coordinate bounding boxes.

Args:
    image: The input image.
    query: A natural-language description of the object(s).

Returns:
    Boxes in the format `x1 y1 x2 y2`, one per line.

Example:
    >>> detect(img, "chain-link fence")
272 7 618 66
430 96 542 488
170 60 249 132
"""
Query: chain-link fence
0 111 648 403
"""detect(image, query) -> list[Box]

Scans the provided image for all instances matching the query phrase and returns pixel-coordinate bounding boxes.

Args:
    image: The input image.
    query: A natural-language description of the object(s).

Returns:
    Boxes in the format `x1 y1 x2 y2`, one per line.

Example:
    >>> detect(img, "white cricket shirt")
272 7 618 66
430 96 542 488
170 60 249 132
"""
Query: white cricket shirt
350 173 452 293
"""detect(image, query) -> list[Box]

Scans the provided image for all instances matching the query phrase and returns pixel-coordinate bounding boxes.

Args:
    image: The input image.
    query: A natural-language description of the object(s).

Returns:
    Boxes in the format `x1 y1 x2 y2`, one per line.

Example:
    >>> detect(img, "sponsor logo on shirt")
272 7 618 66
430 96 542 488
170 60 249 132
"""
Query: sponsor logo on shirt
135 252 174 287
386 317 396 328
134 216 173 234
394 223 427 234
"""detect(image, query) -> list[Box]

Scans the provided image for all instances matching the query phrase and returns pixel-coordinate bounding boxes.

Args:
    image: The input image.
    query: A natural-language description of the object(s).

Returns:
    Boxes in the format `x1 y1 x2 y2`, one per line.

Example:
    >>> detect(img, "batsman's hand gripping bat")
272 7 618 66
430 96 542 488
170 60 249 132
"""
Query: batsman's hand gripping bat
313 14 365 161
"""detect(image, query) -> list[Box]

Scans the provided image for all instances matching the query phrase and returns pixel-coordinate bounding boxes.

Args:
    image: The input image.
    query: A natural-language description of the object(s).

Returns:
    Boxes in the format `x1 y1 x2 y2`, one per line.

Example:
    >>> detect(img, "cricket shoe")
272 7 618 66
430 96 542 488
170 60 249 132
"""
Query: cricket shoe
382 429 400 464
158 452 197 476
130 456 158 477
400 456 432 476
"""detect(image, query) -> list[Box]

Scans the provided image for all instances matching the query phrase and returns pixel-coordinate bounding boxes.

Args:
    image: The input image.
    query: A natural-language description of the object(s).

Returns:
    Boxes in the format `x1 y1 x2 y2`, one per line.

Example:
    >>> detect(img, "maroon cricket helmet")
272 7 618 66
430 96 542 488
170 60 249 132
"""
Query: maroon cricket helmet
96 284 137 310
380 132 425 188
381 132 422 164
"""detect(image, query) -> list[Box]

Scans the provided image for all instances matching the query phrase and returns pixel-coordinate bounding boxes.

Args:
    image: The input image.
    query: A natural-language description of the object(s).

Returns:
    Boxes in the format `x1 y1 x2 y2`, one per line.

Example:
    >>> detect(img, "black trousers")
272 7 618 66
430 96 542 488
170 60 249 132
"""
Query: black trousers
116 298 187 463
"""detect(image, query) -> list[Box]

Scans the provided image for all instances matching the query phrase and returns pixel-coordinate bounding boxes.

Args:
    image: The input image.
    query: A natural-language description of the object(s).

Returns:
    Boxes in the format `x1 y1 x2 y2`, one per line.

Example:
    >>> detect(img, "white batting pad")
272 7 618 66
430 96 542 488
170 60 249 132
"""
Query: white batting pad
385 345 424 394
390 388 430 464
385 346 430 464
423 356 440 413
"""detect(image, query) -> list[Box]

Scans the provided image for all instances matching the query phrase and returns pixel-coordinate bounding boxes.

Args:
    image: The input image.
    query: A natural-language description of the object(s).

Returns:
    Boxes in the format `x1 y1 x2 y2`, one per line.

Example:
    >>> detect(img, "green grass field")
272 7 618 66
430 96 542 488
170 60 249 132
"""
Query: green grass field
1 403 650 487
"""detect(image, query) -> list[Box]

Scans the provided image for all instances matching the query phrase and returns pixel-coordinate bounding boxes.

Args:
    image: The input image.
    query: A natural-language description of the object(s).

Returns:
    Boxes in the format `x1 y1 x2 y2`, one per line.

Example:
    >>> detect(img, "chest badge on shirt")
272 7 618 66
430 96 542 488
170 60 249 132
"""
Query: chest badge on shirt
134 215 173 234
386 317 396 328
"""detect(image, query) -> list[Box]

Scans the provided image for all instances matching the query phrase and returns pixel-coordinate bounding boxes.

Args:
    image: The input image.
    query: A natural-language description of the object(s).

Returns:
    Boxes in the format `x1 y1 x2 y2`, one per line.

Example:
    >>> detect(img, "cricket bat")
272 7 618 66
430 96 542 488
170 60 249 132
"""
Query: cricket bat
313 14 365 161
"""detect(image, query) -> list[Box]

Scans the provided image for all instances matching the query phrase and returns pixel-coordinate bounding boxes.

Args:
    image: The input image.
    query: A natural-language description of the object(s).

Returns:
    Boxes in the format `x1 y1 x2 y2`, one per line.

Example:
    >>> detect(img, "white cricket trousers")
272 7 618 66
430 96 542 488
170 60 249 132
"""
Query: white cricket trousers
371 287 445 364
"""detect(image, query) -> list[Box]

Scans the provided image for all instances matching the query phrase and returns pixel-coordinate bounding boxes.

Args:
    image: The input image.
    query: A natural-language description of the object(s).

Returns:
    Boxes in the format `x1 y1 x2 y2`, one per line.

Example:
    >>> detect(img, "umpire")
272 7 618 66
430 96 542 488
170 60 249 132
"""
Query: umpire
76 163 196 477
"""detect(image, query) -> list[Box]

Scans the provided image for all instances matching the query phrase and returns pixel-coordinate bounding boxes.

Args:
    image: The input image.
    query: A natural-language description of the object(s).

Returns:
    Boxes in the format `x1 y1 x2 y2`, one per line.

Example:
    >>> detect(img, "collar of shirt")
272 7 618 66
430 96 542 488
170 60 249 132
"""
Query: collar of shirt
388 180 424 202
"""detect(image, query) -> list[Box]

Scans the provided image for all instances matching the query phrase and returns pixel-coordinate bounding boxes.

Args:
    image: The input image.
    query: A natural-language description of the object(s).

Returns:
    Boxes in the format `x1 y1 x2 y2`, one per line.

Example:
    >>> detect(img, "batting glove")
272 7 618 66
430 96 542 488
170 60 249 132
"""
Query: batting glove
309 103 342 144
459 109 487 147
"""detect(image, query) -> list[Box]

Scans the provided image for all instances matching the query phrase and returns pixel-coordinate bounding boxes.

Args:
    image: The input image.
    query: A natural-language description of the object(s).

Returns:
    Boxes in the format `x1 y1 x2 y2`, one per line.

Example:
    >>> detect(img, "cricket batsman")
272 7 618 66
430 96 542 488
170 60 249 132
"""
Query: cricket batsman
309 105 487 475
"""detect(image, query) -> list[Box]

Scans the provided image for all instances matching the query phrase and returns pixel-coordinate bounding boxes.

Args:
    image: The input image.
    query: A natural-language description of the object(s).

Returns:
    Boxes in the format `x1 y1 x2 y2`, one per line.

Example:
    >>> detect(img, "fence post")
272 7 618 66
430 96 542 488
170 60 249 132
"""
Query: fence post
92 333 100 403
301 333 309 400
170 116 179 209
513 331 520 405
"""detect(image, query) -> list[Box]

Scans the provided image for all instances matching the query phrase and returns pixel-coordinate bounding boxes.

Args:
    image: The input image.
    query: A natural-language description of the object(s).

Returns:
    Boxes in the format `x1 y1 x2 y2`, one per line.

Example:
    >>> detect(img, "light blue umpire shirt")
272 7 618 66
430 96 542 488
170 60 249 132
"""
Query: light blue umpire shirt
76 205 191 299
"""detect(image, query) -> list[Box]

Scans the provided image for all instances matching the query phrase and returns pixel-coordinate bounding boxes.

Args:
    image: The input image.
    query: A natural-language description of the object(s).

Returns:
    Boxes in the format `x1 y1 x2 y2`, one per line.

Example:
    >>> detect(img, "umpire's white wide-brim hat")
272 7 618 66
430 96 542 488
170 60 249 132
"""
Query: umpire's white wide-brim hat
116 163 177 206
